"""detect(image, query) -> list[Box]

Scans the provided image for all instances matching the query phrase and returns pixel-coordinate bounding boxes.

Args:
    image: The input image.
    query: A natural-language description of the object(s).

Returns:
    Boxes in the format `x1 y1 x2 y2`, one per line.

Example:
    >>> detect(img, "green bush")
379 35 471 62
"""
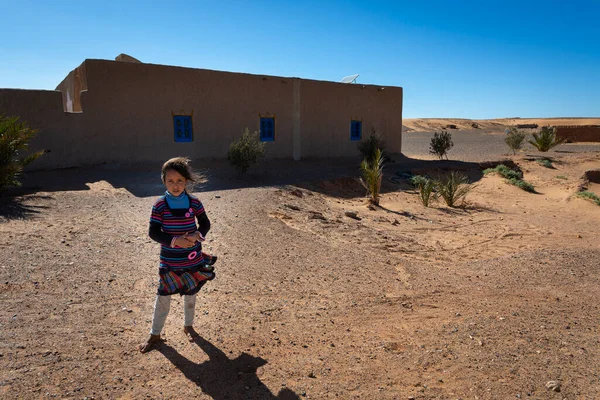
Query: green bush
576 191 600 206
429 130 453 160
410 174 428 188
484 164 535 192
483 164 522 180
0 115 45 191
357 129 386 163
435 171 471 207
504 127 526 155
508 178 535 192
227 128 266 175
495 164 522 180
537 158 553 168
528 126 566 152
359 148 384 205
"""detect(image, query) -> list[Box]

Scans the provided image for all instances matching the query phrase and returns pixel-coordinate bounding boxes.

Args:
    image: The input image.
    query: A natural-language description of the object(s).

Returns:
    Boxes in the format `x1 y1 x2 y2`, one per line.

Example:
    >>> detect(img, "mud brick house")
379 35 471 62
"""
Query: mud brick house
0 56 403 169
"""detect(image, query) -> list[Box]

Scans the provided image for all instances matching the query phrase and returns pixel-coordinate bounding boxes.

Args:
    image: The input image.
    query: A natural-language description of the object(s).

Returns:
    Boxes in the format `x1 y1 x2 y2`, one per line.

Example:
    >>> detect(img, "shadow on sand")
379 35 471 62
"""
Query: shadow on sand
157 335 299 400
0 192 52 220
16 154 517 199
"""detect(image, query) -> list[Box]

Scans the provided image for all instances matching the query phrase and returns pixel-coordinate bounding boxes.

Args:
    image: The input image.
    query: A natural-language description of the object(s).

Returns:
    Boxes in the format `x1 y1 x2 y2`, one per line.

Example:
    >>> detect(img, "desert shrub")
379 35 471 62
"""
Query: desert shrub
555 175 568 180
507 178 535 192
528 126 566 152
484 164 535 192
410 174 428 188
429 130 453 160
576 191 600 206
537 158 553 168
435 171 471 207
416 177 438 207
483 164 522 180
359 148 384 205
0 115 45 191
504 127 526 155
227 128 266 175
471 122 479 129
357 129 386 163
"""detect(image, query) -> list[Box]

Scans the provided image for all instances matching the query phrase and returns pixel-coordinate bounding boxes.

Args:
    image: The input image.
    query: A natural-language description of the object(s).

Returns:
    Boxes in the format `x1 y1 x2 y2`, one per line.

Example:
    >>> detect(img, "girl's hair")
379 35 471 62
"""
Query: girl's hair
161 157 195 183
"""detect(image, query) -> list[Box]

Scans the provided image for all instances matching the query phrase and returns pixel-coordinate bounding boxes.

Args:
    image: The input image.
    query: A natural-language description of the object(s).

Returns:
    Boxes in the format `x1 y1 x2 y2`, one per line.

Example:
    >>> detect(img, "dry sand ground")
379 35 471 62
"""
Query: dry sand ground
402 118 600 133
1 125 600 399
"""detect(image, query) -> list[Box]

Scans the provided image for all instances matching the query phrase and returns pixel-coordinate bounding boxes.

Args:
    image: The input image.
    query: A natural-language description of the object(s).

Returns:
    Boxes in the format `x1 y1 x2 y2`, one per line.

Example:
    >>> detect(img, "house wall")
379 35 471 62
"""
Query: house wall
0 89 86 169
555 125 600 142
55 62 87 113
0 59 403 170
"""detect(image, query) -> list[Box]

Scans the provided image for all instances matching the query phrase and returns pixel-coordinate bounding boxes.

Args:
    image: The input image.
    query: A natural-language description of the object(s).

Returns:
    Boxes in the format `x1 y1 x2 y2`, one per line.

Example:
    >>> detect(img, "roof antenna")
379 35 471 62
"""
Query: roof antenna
340 74 359 84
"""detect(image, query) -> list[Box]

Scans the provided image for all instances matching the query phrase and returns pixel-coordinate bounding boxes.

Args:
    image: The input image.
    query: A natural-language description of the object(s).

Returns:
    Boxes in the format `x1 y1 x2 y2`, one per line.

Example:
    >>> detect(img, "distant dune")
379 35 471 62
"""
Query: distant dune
403 117 600 132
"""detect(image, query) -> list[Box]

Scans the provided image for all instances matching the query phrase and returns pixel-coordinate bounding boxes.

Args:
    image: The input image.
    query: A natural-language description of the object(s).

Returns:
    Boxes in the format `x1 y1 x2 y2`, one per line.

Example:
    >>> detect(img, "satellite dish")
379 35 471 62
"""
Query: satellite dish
340 74 359 84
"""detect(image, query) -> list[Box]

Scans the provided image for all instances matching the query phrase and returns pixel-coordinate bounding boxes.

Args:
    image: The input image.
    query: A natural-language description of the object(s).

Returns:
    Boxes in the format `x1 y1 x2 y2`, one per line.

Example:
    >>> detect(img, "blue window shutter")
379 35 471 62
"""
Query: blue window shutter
260 119 267 138
350 120 362 141
260 117 275 141
174 116 193 142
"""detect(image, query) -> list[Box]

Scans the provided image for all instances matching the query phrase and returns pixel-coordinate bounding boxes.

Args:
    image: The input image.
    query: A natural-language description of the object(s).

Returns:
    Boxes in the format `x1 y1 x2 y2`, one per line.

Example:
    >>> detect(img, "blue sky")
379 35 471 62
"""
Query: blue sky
0 0 598 118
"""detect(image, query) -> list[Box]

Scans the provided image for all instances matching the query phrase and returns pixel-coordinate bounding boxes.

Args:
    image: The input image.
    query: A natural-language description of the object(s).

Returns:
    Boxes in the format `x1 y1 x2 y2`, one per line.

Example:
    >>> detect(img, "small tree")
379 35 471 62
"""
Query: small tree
357 129 386 163
429 130 453 160
528 126 566 152
0 115 45 191
227 128 266 175
359 148 384 205
504 127 527 155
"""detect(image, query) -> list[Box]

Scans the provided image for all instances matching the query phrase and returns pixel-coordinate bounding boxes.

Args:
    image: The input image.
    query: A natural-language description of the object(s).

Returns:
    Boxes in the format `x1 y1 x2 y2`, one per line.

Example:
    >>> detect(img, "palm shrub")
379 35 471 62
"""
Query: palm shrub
0 115 45 191
227 127 266 175
528 126 566 152
435 171 471 207
504 127 526 155
359 148 384 205
411 175 437 207
357 129 385 163
429 130 453 160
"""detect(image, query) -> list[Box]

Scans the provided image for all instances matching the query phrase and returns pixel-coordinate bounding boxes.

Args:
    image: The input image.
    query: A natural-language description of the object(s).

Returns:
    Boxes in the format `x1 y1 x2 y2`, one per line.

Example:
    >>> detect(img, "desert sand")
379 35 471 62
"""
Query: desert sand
1 127 600 399
403 117 600 133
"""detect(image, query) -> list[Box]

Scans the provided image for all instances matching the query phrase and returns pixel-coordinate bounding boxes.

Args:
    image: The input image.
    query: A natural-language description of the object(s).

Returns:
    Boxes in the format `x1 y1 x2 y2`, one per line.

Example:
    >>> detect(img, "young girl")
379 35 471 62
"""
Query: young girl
140 157 217 353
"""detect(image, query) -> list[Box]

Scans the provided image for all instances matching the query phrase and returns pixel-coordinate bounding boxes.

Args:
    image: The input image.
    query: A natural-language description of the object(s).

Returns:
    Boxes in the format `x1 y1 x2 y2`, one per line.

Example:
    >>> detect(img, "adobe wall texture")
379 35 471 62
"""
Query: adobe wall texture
55 62 87 113
555 125 600 142
0 59 403 170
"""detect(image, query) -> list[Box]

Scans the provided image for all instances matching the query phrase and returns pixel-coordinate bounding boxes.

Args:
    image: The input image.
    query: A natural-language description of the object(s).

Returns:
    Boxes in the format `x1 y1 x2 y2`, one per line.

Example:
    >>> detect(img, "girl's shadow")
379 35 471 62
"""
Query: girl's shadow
157 331 300 400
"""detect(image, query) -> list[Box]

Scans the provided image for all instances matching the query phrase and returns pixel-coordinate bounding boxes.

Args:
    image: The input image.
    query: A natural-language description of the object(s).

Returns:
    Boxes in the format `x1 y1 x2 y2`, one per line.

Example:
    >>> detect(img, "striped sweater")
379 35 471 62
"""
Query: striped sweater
148 193 210 270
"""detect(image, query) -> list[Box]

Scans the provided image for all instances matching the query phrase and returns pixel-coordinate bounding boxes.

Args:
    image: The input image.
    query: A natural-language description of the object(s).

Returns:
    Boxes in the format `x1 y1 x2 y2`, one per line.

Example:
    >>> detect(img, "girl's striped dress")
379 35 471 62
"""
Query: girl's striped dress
149 193 215 296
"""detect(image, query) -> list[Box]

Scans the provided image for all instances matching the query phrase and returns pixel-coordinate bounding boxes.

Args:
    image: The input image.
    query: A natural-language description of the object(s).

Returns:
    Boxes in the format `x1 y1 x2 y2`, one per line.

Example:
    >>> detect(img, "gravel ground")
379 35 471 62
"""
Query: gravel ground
402 129 600 161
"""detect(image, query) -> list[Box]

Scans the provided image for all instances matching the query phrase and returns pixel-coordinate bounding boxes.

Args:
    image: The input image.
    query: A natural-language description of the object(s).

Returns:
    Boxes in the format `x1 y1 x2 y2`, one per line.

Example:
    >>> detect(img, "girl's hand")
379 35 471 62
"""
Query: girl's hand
175 236 196 248
194 231 205 242
186 231 205 243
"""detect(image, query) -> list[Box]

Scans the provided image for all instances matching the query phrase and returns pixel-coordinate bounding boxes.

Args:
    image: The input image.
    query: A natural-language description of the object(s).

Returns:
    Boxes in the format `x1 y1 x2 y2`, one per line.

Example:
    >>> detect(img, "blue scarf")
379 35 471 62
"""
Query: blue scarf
165 191 189 209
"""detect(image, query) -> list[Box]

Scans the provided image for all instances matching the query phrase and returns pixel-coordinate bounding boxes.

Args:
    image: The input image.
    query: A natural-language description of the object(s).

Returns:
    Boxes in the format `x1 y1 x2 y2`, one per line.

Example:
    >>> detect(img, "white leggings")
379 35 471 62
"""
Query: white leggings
150 294 197 335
